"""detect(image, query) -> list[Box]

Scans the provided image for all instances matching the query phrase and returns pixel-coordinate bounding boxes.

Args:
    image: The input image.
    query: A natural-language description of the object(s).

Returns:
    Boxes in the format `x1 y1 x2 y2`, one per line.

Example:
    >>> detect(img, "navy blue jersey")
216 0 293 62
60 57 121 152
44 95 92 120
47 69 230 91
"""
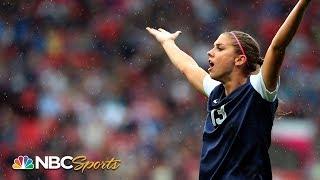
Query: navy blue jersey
199 76 278 180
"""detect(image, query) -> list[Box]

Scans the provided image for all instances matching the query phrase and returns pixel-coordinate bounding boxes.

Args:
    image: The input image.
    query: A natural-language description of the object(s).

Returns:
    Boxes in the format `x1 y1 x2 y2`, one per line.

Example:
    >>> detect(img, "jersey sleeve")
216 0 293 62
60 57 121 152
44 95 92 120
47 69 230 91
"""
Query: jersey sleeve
249 69 280 102
203 75 221 97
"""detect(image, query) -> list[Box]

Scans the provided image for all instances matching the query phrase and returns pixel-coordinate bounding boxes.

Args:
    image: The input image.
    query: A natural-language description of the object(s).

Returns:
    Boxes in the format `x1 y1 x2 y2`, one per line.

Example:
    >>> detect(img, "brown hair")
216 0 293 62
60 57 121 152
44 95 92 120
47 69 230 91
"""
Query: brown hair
227 31 290 118
225 31 263 75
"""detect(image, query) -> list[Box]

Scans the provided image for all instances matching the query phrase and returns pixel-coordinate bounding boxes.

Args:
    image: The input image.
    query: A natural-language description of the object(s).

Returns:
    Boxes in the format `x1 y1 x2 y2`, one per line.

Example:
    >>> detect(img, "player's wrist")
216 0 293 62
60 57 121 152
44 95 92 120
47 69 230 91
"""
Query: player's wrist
161 39 175 46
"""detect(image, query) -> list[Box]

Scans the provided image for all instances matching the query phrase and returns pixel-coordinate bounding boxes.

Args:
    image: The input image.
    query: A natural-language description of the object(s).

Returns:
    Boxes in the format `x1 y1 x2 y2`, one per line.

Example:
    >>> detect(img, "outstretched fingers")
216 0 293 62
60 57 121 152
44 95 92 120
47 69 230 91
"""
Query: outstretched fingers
146 27 182 43
173 31 182 38
158 28 181 35
146 27 159 35
158 28 167 33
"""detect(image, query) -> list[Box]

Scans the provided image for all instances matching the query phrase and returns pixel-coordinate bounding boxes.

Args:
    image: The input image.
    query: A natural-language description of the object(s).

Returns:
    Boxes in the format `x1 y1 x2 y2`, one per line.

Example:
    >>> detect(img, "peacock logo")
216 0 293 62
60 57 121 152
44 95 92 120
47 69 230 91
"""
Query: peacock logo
12 155 34 170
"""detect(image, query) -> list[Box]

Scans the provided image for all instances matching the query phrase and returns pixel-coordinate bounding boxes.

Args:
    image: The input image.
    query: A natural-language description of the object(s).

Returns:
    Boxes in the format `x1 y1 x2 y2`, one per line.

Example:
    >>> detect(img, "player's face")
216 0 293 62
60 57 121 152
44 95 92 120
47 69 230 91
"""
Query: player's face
207 33 238 81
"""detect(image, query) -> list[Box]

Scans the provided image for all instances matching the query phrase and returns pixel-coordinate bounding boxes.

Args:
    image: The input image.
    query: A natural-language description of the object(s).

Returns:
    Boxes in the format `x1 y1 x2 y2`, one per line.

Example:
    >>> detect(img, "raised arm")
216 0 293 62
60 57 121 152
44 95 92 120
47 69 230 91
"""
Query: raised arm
262 0 311 91
146 27 214 96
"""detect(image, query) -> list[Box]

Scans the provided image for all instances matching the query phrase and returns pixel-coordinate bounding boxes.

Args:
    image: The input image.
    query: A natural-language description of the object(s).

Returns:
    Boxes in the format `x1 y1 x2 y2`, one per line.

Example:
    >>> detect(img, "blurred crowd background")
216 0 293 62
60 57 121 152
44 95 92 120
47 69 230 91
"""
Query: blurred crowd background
0 0 319 179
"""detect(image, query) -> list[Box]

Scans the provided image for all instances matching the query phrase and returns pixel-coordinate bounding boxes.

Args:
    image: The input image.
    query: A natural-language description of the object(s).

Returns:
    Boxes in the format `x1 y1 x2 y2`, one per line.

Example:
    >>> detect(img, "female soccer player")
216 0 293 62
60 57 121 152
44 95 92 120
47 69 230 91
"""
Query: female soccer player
146 0 311 179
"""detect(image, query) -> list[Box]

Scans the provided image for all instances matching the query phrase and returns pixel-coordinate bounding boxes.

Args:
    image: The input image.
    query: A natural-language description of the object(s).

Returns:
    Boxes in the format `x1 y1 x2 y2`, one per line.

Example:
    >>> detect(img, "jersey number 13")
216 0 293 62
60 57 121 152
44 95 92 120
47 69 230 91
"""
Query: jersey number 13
210 104 227 126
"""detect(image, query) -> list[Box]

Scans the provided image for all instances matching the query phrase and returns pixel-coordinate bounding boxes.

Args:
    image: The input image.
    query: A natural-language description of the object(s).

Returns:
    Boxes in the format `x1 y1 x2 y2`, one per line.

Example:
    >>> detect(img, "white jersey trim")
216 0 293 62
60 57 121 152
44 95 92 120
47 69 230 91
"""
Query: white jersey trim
250 69 280 102
203 75 221 97
202 71 279 101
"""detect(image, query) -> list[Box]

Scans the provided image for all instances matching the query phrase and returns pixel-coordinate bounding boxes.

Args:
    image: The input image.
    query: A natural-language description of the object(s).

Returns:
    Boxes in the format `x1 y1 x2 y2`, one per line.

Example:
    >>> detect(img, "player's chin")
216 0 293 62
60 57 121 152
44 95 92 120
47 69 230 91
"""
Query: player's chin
209 71 216 79
208 67 214 74
209 71 221 81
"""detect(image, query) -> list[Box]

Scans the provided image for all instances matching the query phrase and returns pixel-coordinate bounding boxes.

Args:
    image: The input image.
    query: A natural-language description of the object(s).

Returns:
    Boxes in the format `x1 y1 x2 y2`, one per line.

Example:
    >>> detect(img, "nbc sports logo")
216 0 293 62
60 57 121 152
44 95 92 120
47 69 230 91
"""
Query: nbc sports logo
11 155 121 172
12 155 34 170
12 155 72 170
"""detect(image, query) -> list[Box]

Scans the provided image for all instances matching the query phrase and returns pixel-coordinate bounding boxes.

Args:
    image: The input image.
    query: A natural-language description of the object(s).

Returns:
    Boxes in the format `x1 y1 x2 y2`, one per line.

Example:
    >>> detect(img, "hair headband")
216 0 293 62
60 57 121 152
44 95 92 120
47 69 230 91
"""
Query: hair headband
230 32 247 59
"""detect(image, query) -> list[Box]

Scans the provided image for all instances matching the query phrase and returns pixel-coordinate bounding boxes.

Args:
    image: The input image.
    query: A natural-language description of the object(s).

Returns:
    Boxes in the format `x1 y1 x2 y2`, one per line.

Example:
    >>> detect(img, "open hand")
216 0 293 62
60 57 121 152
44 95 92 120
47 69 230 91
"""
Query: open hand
146 27 181 44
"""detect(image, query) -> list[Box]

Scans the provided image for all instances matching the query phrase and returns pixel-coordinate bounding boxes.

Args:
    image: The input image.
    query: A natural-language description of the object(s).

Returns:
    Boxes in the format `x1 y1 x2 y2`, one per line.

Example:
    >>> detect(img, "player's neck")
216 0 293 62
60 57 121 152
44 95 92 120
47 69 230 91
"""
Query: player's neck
223 73 248 96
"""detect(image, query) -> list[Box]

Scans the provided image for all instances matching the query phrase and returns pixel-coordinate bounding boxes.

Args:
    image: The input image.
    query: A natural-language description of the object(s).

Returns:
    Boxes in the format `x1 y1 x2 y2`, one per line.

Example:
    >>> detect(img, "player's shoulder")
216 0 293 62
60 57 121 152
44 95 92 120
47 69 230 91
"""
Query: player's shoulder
249 70 279 102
